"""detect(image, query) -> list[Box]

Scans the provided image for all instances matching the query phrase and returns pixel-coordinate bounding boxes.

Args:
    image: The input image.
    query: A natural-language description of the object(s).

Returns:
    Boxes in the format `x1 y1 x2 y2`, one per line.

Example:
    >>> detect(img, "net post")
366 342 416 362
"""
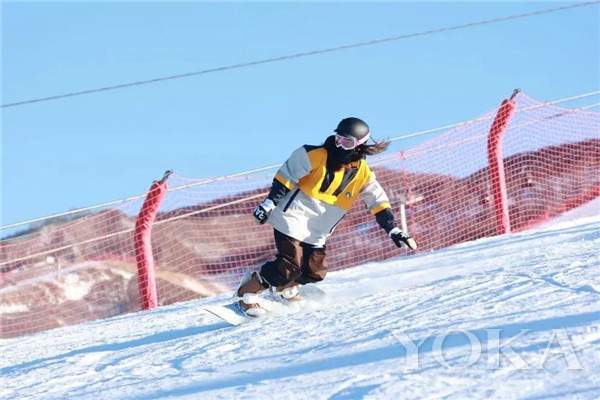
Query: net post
487 90 519 235
399 203 408 233
134 170 172 310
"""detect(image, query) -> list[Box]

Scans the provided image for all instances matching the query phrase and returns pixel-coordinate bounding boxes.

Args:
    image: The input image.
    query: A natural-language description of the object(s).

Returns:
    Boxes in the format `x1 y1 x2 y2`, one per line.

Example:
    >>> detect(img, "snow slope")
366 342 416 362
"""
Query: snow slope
542 197 600 228
2 217 600 400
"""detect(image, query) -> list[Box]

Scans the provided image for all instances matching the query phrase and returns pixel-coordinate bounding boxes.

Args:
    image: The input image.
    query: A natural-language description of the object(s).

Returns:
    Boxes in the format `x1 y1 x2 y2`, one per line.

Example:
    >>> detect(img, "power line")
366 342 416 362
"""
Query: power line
3 1 598 109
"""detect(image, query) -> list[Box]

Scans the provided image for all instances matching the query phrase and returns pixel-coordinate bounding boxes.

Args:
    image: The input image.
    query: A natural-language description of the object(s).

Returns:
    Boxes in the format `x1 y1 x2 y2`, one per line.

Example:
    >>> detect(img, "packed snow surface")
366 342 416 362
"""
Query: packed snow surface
2 217 600 399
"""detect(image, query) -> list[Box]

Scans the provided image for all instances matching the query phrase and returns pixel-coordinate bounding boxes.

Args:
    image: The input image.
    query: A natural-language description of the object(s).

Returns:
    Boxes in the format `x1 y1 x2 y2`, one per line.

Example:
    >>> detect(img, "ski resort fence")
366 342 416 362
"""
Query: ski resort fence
1 90 599 338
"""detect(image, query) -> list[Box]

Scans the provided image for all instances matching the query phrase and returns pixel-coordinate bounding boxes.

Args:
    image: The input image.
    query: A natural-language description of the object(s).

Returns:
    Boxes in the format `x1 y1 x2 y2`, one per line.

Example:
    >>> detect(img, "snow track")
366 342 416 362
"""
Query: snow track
2 218 600 399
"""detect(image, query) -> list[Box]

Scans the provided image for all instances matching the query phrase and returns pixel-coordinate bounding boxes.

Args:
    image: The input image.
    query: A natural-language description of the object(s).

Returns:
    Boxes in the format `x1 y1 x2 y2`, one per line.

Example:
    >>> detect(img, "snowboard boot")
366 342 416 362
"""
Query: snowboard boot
272 283 304 302
236 271 269 317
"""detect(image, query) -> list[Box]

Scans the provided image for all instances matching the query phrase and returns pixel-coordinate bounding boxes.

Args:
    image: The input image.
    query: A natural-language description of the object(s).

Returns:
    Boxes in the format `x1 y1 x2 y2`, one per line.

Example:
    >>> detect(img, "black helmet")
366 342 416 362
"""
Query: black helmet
334 117 370 140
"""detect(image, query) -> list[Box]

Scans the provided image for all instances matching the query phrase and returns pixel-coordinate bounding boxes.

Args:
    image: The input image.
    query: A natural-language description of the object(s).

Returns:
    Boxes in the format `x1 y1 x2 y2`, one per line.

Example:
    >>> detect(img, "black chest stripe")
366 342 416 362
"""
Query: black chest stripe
333 167 358 196
319 166 359 195
319 167 336 193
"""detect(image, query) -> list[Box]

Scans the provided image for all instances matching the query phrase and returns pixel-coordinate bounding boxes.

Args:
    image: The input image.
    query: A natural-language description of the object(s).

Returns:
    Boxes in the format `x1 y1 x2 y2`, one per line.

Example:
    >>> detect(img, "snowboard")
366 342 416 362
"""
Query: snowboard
204 302 249 326
204 284 327 326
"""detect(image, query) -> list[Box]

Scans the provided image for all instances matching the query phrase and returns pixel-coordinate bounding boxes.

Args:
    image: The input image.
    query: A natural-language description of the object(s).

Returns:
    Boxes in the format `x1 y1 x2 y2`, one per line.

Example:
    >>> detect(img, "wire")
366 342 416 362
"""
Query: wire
1 102 598 263
581 102 600 110
1 89 598 232
0 194 148 231
0 192 269 267
3 1 598 109
389 90 600 142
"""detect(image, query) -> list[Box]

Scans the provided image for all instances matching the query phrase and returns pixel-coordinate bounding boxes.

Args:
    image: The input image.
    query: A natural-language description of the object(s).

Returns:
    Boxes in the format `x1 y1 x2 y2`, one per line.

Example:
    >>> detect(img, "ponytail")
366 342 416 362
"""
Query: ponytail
358 139 390 156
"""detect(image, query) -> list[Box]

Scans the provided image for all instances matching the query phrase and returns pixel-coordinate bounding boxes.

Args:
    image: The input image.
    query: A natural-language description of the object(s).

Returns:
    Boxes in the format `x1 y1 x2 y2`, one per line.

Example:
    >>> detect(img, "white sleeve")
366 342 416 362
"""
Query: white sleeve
360 173 391 214
275 147 312 187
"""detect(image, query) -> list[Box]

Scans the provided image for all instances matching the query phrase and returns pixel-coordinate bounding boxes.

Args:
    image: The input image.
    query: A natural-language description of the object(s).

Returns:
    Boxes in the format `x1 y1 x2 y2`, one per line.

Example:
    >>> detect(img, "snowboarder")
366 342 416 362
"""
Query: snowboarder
237 117 417 315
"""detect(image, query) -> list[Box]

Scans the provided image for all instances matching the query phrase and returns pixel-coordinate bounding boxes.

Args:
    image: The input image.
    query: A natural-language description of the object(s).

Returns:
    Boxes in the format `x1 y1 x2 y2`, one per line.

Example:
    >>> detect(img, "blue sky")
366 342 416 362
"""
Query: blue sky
2 1 599 227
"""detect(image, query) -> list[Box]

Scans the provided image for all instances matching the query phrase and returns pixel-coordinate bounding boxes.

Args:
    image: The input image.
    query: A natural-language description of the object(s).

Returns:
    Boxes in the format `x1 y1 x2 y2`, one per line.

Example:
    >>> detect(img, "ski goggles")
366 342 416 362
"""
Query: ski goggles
334 133 370 150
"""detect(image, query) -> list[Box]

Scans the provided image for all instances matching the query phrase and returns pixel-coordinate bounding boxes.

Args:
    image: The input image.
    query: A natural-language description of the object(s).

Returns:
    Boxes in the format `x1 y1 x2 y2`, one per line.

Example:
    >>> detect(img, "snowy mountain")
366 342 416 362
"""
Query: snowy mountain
2 216 599 399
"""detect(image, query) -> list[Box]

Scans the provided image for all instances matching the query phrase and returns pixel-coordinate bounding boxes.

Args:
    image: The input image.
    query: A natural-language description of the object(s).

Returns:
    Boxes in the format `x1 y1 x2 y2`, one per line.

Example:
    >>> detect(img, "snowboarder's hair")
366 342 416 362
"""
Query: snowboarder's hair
357 139 390 156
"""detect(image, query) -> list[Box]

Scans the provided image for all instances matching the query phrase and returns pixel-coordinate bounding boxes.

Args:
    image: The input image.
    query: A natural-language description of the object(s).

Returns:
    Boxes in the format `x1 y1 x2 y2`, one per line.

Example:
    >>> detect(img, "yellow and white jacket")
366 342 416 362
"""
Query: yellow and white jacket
267 145 392 246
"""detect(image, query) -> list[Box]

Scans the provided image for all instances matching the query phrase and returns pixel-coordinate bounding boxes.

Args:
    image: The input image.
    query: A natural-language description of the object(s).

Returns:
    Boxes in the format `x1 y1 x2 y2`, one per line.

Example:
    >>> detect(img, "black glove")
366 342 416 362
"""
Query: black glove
252 199 276 224
389 227 418 250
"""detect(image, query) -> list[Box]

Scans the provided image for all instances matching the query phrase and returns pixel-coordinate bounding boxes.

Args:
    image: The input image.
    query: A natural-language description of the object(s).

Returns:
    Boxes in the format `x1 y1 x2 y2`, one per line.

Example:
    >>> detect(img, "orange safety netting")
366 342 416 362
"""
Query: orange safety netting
1 91 598 338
